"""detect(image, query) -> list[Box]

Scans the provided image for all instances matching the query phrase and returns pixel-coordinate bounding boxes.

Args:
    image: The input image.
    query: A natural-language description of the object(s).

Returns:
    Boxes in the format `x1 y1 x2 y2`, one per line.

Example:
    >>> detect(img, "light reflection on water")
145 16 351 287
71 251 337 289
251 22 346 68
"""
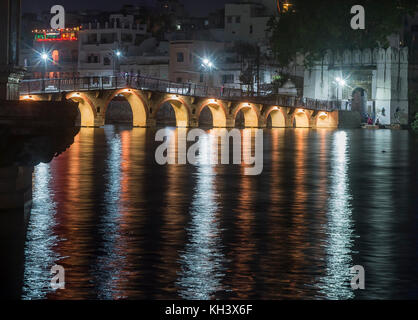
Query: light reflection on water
177 132 227 299
22 163 60 299
20 126 418 299
318 131 354 299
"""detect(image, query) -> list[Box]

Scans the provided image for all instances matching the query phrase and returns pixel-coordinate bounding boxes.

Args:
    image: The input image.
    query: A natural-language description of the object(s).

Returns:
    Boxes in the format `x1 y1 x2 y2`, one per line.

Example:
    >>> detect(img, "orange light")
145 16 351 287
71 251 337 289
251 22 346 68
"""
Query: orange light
319 112 328 120
22 95 34 100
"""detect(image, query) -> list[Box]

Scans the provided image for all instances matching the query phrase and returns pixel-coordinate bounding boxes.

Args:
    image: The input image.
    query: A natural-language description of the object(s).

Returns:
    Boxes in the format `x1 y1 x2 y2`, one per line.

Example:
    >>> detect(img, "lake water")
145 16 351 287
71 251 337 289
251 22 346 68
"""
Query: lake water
20 126 418 300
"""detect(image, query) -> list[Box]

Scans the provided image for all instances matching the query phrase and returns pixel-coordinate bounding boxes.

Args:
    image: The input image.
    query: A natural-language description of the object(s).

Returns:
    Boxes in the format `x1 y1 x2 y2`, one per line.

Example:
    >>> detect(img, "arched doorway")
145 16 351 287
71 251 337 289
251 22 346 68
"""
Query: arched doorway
352 87 369 119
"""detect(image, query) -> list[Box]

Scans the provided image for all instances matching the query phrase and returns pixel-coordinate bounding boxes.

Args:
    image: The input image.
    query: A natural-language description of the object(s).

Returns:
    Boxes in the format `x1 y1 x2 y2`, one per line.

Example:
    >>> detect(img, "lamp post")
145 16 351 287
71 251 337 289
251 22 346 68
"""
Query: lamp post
41 53 49 92
112 50 122 88
335 77 346 109
201 58 214 88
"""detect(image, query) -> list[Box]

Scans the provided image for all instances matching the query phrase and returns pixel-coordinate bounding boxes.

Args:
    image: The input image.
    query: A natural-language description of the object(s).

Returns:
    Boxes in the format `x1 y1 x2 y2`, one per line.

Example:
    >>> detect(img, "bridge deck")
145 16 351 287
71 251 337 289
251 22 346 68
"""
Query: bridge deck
20 76 343 112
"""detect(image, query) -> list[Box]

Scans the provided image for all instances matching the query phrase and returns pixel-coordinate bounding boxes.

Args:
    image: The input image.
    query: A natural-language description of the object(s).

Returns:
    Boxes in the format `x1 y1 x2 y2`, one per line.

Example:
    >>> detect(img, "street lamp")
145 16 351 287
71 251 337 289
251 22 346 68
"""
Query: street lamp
112 50 122 86
202 58 214 70
201 58 215 86
40 52 49 91
335 77 346 108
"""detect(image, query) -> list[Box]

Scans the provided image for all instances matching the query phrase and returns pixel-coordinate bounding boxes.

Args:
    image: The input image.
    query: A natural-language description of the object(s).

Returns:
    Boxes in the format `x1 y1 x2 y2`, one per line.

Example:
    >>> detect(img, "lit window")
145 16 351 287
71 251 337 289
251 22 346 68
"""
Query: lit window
52 50 59 64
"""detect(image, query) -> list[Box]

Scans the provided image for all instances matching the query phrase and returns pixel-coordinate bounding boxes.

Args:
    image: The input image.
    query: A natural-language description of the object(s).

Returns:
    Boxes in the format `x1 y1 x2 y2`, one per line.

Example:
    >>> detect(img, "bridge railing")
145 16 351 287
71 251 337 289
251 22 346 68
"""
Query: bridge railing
20 75 342 111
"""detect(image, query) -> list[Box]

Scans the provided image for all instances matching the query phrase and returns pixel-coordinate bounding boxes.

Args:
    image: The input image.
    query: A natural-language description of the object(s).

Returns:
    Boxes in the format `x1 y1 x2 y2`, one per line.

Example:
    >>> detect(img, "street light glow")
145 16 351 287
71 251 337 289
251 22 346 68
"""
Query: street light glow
116 50 121 57
336 77 346 86
41 53 48 60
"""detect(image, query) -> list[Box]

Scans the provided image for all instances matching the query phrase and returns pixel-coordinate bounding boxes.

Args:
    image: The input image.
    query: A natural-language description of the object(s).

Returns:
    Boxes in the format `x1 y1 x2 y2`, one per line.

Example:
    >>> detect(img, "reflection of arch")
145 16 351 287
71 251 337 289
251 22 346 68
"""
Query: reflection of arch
265 106 286 128
197 100 227 127
105 89 148 127
233 103 259 128
66 92 96 127
292 109 310 128
155 96 191 127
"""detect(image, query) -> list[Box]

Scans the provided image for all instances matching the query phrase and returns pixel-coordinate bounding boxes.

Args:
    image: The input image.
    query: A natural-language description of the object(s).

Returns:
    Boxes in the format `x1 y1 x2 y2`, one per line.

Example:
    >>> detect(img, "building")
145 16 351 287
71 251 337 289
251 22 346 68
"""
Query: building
120 39 169 79
20 27 81 79
169 40 225 84
303 48 409 125
224 1 273 45
77 14 148 77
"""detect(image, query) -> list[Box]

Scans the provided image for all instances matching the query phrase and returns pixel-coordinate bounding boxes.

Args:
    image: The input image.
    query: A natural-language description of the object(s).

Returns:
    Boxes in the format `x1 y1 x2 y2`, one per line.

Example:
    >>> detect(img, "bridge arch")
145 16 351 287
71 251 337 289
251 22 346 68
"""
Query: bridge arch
105 88 148 127
66 92 97 127
154 95 191 127
292 109 311 128
265 106 286 128
233 103 259 128
315 111 330 128
196 99 227 127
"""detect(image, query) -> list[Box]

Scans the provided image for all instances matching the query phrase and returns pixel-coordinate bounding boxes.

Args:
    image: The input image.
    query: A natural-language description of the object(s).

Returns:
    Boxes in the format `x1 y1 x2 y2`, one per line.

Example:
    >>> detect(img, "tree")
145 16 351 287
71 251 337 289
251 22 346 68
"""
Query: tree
269 0 418 68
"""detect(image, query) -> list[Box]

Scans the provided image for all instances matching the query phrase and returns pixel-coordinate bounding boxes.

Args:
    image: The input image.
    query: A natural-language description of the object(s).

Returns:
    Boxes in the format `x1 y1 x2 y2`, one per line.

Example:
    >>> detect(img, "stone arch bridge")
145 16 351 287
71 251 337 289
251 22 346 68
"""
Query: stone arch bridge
19 76 341 129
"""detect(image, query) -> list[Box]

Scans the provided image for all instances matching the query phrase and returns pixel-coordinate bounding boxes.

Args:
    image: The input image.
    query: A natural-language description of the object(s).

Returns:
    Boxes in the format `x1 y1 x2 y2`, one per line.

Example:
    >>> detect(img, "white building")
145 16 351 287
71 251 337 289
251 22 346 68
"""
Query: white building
303 47 409 125
224 2 273 45
78 14 148 77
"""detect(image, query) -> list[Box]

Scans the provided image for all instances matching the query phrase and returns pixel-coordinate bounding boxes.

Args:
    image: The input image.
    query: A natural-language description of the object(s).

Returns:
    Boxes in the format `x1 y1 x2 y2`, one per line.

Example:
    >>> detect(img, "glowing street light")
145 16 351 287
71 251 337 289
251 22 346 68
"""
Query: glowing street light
202 58 214 69
41 53 48 61
335 77 346 107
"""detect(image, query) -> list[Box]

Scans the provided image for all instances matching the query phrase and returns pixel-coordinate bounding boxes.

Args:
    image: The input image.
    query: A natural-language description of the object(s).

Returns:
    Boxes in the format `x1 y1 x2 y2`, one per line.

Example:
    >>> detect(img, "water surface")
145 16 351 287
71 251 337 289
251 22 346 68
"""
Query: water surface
21 126 418 299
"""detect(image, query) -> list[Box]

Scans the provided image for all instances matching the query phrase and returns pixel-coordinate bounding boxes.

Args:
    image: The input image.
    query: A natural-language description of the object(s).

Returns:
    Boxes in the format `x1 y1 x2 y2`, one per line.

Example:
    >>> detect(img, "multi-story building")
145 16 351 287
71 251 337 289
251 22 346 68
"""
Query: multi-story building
20 27 81 79
77 14 148 77
224 1 273 45
120 40 170 79
169 40 225 85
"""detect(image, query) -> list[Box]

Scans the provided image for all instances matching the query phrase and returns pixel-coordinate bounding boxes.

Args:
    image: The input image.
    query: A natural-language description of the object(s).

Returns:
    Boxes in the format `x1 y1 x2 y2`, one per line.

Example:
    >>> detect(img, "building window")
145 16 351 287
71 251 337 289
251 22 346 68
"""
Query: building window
222 74 234 84
227 16 232 23
52 50 59 64
176 77 182 83
177 52 184 62
236 16 241 23
249 25 253 34
104 57 111 65
200 73 204 83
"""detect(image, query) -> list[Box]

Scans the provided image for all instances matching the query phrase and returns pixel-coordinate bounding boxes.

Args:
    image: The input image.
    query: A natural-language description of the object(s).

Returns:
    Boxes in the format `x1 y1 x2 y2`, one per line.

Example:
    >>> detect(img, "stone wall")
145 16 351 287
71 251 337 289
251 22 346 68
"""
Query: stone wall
337 110 362 128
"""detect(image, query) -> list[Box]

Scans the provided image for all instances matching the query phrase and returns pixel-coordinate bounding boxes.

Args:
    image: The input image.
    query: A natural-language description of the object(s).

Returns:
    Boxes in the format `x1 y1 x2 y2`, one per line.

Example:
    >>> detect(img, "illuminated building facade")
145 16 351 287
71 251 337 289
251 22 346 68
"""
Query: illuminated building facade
21 27 81 79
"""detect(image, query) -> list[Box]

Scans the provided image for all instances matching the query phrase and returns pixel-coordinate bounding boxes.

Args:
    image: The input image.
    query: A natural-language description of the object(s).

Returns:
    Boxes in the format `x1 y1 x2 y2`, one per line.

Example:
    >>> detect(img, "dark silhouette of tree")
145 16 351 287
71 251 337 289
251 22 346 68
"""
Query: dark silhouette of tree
269 0 418 68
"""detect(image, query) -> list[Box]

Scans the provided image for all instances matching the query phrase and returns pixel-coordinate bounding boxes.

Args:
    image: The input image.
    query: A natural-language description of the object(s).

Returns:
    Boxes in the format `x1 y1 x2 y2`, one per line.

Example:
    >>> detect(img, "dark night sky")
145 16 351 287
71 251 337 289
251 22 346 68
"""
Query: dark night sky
22 0 230 17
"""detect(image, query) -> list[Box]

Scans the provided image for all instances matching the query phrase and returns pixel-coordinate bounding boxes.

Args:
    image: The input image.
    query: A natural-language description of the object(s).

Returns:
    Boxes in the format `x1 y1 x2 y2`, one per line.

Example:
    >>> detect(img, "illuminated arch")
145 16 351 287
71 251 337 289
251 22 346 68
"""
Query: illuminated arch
20 95 41 101
197 99 227 127
155 96 191 127
265 106 286 128
66 92 97 127
292 109 310 128
233 103 259 128
316 112 331 128
105 89 148 127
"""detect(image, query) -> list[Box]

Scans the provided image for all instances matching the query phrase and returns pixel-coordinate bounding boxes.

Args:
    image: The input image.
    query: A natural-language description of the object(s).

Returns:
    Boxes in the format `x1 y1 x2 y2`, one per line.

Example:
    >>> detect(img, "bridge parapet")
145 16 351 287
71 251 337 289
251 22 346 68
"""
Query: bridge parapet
20 76 342 112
